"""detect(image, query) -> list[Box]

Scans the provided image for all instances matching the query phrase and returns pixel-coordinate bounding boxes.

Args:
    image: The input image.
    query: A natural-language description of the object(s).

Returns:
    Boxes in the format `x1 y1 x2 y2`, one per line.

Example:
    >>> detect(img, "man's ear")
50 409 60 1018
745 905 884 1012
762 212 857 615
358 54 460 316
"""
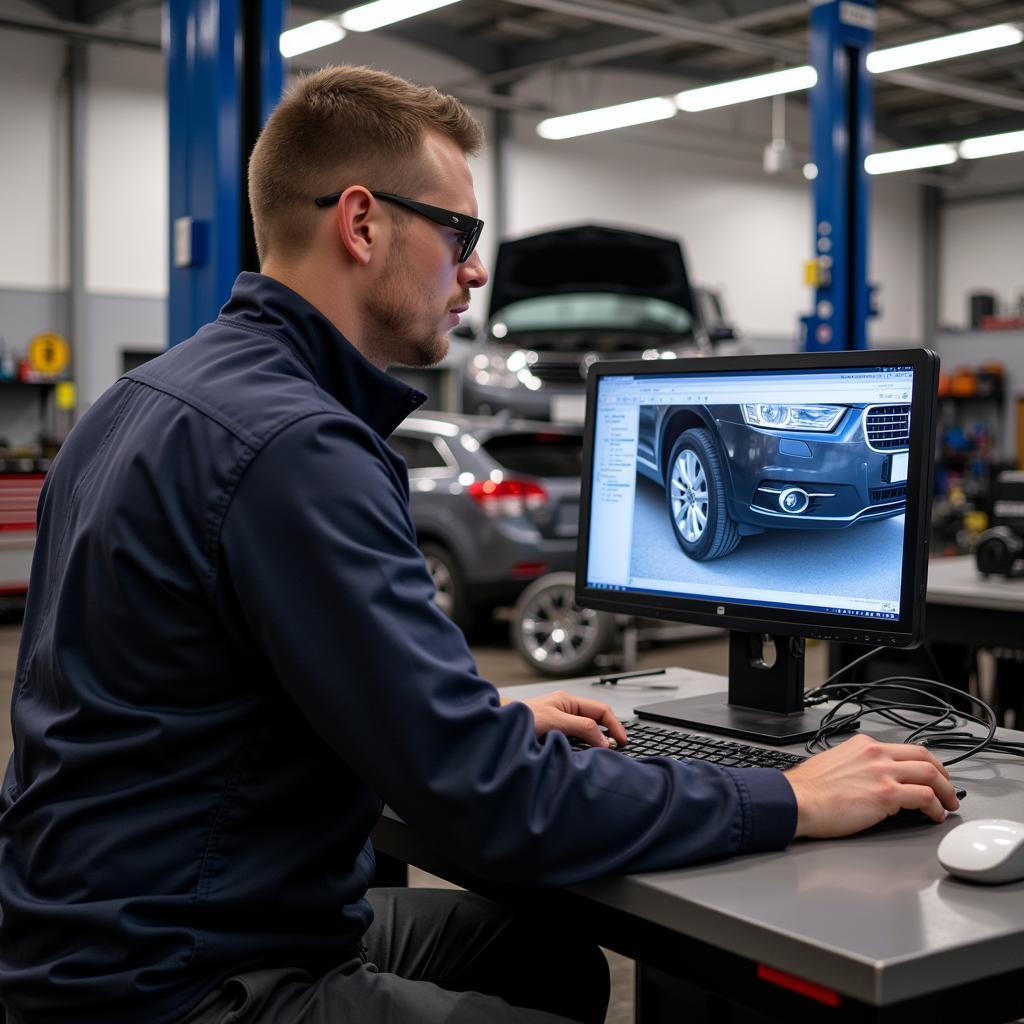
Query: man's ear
333 186 377 267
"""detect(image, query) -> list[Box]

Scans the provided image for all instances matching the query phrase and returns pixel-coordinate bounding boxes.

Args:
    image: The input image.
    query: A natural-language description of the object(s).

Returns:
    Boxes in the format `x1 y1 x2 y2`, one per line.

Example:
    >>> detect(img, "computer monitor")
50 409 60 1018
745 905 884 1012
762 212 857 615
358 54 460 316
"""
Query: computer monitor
576 348 939 743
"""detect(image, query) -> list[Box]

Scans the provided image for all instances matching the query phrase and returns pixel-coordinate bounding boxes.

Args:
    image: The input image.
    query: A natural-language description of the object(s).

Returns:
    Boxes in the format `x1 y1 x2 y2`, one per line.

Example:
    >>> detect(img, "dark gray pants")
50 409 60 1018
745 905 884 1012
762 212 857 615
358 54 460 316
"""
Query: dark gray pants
181 888 610 1023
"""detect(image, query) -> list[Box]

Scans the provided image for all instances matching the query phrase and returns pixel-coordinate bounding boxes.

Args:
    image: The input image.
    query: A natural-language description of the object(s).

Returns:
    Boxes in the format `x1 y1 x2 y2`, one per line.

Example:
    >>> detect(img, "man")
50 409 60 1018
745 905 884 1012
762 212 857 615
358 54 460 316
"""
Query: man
0 66 958 1024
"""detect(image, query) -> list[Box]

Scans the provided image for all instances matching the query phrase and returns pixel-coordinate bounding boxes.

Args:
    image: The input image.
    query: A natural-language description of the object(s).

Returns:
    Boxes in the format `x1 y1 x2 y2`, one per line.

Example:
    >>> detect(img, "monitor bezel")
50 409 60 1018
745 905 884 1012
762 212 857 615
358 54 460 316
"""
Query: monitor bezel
575 348 938 648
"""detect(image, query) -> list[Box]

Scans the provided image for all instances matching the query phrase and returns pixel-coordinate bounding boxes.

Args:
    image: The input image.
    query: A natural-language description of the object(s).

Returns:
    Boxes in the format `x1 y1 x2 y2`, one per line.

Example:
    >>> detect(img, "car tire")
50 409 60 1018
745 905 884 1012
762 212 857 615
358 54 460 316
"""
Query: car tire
421 542 474 633
665 428 741 560
511 572 616 678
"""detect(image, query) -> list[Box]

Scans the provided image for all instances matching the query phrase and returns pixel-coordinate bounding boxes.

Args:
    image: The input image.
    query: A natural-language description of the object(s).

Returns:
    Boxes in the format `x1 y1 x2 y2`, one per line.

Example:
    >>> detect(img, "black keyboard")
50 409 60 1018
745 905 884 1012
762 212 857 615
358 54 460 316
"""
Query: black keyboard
571 720 806 770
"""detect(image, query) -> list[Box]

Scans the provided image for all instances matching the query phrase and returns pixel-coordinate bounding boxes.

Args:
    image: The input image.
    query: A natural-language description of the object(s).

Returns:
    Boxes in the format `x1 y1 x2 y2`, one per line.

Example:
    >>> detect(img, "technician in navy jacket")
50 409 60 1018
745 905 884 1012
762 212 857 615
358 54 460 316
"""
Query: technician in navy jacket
0 66 959 1024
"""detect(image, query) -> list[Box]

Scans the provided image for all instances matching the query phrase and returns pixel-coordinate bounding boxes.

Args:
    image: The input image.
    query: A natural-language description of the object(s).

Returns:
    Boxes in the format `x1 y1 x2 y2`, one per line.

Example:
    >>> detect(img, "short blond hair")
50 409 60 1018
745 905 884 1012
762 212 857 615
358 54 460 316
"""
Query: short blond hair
248 65 484 263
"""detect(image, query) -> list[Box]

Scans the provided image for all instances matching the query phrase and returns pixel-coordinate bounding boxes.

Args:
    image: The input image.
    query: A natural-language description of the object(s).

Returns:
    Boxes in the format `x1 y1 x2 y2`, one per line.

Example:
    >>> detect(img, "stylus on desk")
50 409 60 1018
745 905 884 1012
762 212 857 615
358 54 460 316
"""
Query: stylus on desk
592 669 676 690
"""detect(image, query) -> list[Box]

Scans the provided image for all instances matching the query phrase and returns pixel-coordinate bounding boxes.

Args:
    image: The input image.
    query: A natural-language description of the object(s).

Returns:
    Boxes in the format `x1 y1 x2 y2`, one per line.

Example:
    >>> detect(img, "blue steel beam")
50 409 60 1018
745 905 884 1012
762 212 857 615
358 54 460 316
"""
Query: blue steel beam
801 0 875 352
167 0 283 347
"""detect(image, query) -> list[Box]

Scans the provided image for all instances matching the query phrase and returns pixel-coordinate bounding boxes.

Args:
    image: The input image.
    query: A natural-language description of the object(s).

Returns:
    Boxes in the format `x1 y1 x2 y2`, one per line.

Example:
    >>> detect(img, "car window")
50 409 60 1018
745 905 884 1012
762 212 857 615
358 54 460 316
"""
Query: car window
388 434 448 470
491 293 692 335
482 433 582 478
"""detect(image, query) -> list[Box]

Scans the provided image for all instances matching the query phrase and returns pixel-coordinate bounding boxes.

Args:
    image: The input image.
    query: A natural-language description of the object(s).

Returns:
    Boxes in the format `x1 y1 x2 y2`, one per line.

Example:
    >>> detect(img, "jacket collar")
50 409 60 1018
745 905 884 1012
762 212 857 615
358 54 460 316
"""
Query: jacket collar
218 272 426 439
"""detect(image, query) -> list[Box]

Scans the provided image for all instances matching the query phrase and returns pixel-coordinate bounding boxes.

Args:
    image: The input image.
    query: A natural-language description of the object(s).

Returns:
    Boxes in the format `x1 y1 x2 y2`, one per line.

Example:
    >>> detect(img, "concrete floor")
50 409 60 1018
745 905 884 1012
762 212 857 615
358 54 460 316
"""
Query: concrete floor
0 621 827 1024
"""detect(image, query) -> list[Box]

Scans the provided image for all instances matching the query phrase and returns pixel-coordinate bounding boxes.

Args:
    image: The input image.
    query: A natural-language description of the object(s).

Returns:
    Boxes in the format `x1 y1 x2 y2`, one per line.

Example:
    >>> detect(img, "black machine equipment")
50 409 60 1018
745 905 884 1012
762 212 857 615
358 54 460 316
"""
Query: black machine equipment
976 471 1024 578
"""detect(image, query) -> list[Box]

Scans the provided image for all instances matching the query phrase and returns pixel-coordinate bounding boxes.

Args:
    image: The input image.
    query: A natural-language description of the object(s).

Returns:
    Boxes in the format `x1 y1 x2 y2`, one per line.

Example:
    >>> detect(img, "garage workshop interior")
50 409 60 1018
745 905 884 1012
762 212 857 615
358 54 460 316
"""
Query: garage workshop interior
2 1 1024 1023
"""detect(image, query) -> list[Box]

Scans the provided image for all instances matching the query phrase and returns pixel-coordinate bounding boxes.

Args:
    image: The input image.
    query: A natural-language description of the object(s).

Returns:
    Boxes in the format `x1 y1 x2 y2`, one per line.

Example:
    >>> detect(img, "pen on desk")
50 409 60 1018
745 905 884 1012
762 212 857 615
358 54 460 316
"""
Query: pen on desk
592 668 676 690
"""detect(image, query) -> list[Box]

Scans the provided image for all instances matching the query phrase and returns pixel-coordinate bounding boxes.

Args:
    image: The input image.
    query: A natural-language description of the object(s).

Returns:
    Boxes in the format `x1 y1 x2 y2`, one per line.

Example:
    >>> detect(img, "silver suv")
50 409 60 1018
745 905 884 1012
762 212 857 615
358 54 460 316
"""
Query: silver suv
388 412 582 632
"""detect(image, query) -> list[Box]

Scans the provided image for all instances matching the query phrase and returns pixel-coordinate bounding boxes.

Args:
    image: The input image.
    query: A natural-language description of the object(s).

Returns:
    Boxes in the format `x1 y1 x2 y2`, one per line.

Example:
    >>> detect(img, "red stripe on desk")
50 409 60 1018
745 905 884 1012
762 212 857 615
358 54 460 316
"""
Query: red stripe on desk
757 965 841 1007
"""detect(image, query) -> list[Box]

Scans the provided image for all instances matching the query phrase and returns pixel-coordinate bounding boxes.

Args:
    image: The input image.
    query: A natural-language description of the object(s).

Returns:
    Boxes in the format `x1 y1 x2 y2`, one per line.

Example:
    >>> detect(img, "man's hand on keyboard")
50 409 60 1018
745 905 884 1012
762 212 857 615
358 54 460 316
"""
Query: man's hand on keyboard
784 733 960 839
518 691 629 749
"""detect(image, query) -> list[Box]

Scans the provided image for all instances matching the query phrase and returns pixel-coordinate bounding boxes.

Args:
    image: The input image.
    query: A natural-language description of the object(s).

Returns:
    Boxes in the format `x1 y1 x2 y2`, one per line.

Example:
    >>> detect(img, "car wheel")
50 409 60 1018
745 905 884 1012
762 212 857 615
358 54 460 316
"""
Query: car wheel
666 428 741 560
511 572 615 678
421 542 474 633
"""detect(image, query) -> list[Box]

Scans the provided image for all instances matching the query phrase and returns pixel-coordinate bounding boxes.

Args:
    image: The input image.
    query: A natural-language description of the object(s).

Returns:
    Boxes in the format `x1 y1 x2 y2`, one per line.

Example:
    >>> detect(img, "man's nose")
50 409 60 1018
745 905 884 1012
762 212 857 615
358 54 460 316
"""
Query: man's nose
459 250 489 290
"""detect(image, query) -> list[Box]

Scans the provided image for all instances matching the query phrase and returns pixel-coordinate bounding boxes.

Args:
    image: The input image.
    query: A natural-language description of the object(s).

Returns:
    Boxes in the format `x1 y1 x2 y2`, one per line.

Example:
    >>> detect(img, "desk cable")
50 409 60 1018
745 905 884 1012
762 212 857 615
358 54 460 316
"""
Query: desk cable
802 647 1024 767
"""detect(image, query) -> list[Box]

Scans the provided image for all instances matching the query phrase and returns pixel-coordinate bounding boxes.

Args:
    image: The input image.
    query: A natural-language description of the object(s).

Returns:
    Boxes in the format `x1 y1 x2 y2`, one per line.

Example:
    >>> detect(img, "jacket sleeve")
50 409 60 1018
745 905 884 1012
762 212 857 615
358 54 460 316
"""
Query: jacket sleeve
218 413 797 885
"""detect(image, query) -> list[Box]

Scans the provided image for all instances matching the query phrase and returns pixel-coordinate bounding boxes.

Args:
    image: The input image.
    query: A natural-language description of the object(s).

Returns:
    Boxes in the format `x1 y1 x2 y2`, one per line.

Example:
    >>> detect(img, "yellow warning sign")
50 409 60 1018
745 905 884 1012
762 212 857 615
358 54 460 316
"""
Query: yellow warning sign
27 332 70 375
55 381 76 410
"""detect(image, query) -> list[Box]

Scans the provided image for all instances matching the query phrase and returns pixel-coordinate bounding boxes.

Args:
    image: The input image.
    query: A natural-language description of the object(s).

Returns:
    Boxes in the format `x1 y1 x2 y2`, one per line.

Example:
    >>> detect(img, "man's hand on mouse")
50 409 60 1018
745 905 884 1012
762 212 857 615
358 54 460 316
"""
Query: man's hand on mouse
784 733 961 838
514 691 629 750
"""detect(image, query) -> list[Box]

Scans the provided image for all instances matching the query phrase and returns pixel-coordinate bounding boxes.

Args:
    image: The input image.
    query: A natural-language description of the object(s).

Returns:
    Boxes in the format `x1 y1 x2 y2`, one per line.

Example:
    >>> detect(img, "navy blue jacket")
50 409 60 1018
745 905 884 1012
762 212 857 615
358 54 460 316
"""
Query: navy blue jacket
0 273 797 1024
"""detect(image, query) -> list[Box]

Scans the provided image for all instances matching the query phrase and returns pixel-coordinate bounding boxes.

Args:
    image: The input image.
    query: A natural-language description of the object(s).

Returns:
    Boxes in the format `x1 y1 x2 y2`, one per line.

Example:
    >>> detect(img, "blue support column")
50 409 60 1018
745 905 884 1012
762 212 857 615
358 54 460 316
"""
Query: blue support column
801 0 875 351
167 0 283 347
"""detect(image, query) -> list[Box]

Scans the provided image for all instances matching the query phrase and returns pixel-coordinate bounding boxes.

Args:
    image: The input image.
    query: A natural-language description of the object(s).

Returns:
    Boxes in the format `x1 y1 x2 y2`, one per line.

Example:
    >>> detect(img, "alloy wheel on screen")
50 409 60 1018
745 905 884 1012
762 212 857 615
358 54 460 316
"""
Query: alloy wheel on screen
672 451 709 541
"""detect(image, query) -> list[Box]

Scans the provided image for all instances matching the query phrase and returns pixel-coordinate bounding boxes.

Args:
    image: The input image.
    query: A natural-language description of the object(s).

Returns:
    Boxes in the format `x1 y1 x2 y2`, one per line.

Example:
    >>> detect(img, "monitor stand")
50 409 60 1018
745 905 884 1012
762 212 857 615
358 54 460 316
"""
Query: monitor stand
635 631 841 745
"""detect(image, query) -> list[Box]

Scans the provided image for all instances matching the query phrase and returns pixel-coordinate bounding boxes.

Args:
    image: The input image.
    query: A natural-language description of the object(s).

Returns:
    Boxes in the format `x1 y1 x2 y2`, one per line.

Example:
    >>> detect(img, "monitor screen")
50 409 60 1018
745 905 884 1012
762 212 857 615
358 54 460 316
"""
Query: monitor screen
576 349 938 741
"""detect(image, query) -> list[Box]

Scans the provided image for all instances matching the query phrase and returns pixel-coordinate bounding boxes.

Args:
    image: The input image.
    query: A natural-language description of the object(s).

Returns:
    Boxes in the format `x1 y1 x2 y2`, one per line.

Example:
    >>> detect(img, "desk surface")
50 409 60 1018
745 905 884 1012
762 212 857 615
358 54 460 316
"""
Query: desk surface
927 554 1024 611
391 668 1024 1011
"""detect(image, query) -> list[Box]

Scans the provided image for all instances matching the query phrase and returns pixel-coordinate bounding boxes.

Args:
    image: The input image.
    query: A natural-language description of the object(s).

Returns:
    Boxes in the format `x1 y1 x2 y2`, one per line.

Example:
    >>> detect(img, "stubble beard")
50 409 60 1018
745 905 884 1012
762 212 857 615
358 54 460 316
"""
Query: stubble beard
364 249 451 370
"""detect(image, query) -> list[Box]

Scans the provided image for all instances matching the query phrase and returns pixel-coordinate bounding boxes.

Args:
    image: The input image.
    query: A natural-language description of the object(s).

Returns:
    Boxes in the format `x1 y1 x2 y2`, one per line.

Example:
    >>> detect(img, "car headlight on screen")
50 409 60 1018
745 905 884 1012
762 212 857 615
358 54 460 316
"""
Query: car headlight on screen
741 403 844 431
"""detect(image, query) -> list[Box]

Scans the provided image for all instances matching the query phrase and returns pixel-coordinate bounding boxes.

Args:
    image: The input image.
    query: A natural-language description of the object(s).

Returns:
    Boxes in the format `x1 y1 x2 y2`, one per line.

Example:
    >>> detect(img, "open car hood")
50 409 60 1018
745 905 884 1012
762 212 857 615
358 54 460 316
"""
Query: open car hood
487 224 696 321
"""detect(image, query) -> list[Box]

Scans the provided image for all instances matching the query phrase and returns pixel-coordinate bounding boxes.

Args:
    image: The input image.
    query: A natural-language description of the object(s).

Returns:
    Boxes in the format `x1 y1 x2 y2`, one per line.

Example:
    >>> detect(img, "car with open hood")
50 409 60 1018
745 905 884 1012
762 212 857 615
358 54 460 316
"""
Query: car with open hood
462 224 741 424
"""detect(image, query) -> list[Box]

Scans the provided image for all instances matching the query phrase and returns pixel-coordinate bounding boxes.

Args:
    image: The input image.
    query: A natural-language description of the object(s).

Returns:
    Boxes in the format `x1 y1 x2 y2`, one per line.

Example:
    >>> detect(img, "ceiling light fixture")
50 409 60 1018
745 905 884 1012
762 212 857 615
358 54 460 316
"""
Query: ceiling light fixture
340 0 464 32
867 23 1023 74
959 128 1024 160
279 18 346 57
675 65 817 112
533 21 1021 140
536 96 677 140
864 144 958 175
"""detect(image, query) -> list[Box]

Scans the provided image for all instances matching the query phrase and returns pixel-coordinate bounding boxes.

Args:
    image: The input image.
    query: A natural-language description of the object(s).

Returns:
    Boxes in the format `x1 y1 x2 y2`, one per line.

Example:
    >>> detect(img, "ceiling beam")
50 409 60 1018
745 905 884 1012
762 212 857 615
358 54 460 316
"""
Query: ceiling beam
76 0 158 21
502 0 1024 115
0 8 159 48
383 20 506 73
887 68 1024 114
458 0 807 89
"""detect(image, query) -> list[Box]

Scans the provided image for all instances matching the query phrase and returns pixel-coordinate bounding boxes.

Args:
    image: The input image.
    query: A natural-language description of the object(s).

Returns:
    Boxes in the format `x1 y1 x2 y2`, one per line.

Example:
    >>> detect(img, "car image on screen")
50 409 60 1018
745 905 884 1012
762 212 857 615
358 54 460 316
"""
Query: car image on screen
635 401 911 561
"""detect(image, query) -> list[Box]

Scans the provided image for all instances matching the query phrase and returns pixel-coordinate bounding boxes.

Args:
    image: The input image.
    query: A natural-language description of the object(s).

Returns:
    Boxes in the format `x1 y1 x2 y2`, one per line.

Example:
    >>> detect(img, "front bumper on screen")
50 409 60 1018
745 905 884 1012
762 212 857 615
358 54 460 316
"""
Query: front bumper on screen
717 418 908 531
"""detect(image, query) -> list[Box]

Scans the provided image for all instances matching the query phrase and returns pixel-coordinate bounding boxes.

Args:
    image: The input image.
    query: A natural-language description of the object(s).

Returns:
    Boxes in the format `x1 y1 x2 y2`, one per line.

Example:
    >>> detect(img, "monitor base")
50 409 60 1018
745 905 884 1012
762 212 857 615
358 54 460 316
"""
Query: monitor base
634 692 840 745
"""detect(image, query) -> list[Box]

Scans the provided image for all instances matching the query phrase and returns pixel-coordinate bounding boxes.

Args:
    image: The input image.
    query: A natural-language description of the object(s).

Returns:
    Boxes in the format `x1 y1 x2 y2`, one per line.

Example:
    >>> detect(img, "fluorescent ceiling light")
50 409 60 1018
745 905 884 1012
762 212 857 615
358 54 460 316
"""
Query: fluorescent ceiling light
865 144 958 175
537 97 677 140
867 23 1023 74
959 128 1024 159
279 18 346 57
675 65 816 112
340 0 463 32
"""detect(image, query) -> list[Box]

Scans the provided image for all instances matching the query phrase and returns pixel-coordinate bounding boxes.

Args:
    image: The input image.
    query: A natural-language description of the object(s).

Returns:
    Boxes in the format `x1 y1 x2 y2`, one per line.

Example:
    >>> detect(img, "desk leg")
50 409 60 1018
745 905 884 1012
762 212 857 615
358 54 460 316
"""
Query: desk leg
372 847 409 887
636 965 780 1023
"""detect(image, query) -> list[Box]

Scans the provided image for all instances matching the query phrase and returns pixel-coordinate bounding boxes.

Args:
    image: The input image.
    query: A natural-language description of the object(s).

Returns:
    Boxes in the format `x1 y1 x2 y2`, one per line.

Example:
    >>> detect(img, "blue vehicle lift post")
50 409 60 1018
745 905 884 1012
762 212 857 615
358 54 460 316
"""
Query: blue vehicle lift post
802 0 875 352
167 0 284 347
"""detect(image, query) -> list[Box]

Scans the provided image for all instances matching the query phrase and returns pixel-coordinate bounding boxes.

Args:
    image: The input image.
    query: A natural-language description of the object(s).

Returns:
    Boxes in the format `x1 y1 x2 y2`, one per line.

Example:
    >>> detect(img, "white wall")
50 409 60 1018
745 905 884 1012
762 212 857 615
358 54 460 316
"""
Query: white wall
0 4 68 291
85 42 167 298
940 194 1024 329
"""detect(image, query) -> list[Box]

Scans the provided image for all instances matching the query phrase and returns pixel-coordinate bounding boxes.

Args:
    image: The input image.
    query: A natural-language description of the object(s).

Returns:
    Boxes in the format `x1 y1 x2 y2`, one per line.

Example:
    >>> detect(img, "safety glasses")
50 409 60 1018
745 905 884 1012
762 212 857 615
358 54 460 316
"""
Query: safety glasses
314 189 484 264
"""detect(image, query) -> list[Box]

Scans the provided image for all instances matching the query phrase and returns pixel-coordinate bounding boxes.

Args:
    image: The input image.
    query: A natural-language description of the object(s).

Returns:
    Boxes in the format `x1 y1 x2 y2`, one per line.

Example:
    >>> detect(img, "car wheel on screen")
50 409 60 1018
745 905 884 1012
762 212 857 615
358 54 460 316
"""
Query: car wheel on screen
511 572 616 678
666 428 741 561
421 542 474 633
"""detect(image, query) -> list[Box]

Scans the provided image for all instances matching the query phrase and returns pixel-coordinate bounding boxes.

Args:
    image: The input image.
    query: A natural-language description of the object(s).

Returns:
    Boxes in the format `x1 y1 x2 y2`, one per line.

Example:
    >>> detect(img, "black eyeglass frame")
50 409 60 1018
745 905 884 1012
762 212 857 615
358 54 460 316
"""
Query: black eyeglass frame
314 189 483 264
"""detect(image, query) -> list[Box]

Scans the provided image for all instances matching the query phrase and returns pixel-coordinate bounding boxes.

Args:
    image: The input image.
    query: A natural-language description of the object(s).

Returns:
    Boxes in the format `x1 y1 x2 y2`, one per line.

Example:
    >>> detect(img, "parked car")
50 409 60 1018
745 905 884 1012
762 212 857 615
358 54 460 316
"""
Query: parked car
637 401 911 560
387 412 582 630
462 224 744 424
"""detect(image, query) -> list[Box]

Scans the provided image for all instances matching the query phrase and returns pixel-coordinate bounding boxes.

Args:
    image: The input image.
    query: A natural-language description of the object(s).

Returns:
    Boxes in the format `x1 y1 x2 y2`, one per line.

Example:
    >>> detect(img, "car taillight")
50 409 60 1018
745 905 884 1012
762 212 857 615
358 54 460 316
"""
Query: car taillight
467 479 548 517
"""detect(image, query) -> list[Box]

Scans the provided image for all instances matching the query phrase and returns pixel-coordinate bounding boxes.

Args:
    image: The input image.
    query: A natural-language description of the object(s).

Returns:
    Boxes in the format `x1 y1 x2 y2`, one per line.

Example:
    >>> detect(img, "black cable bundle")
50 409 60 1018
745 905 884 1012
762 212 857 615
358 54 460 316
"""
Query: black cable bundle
802 646 1024 767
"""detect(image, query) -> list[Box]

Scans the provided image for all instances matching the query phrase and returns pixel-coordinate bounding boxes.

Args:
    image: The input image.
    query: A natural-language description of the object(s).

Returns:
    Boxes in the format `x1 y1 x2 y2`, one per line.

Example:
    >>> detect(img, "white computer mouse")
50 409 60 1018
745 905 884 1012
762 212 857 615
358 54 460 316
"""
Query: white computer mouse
937 819 1024 884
